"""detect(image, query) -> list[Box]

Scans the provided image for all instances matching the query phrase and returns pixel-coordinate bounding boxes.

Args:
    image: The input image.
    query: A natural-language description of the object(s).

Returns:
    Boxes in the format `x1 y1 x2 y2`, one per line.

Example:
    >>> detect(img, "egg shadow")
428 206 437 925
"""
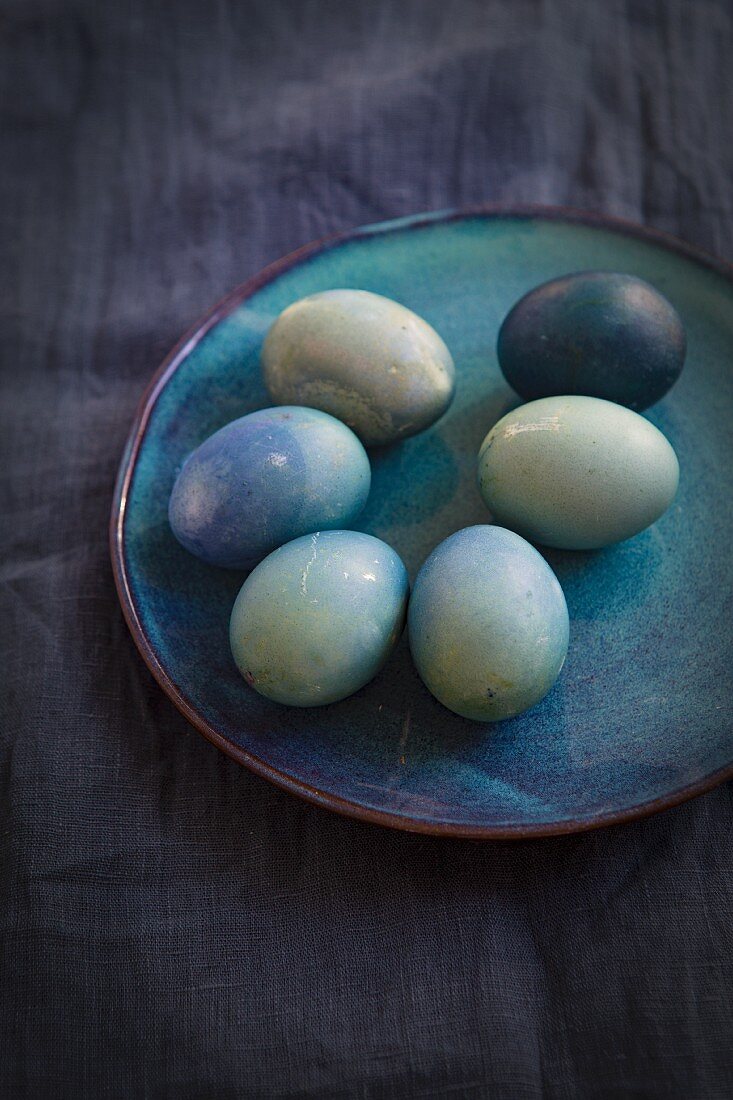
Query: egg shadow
358 431 460 578
365 624 571 760
541 528 663 619
363 636 505 760
365 430 459 528
442 380 520 457
360 382 520 577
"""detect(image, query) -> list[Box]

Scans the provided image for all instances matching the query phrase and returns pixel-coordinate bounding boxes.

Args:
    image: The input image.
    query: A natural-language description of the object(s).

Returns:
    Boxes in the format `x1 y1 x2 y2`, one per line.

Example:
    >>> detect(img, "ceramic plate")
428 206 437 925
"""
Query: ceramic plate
111 206 733 838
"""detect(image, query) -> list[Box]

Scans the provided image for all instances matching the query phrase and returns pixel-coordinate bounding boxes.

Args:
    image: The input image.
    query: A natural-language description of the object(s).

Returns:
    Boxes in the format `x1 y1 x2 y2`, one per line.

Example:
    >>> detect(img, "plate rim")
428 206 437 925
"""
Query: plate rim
110 203 733 839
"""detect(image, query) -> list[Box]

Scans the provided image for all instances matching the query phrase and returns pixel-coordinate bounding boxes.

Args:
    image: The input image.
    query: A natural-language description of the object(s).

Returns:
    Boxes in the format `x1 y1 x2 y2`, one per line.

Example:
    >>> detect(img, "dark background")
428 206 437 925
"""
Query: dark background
2 1 732 1096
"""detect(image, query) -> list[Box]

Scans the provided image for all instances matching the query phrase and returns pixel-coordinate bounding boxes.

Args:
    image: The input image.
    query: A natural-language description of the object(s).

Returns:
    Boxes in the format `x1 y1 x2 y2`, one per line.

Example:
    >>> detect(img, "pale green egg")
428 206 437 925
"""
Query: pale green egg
261 289 455 446
230 530 409 707
477 396 679 550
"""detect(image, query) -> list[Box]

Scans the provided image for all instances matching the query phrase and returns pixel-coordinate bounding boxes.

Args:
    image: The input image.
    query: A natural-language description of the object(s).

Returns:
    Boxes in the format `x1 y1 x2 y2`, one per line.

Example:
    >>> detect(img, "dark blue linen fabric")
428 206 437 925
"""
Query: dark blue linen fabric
1 1 732 1096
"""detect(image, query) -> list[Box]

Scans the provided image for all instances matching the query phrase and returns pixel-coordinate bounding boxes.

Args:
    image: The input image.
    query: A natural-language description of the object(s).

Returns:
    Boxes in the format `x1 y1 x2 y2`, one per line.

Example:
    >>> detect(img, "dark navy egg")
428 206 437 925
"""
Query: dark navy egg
497 272 686 411
168 406 370 569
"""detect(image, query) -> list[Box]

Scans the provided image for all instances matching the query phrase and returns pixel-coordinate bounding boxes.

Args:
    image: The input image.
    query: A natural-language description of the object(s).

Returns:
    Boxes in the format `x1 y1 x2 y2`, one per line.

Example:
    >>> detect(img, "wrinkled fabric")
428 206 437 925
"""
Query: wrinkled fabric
1 1 732 1097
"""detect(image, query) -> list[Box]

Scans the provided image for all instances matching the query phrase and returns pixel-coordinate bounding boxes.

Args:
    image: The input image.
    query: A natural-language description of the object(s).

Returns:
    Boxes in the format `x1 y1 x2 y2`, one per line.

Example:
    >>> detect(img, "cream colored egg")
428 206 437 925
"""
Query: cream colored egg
261 289 455 446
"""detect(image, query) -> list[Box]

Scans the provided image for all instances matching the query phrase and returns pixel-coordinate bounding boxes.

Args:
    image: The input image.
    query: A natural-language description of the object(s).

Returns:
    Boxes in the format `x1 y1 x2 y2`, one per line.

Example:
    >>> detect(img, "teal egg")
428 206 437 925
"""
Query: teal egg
477 395 679 550
408 526 569 722
169 406 370 570
229 530 409 706
261 289 455 446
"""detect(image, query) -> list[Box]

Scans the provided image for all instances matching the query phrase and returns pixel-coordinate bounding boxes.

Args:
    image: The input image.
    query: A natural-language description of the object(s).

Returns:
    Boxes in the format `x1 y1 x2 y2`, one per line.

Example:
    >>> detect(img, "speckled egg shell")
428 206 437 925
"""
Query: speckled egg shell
477 395 679 550
408 525 569 722
169 406 370 570
230 530 409 706
497 271 686 410
261 289 456 446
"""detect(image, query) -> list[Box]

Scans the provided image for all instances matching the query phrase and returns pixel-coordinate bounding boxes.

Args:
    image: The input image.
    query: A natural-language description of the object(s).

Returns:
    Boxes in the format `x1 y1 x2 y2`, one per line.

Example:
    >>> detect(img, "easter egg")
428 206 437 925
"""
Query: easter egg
408 526 569 722
230 531 409 706
497 272 686 410
169 406 370 569
261 289 455 446
477 396 679 550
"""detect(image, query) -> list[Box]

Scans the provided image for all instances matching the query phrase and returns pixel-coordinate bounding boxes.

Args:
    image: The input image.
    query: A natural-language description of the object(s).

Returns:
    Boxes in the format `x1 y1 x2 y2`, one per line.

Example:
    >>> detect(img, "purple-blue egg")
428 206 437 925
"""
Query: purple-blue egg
230 531 409 706
168 406 371 569
497 272 686 411
408 526 569 722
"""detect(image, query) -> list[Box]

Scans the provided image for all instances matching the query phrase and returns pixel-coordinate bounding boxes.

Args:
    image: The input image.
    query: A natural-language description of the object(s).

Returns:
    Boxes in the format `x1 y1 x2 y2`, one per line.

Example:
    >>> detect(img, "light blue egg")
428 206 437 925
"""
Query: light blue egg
169 406 370 569
478 396 679 550
261 289 455 446
230 530 409 706
408 526 569 722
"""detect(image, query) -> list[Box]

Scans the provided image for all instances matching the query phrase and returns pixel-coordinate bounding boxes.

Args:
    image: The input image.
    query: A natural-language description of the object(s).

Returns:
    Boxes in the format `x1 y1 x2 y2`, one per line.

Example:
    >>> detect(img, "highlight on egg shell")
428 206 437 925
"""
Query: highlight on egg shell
408 526 569 722
229 530 409 707
261 289 456 446
168 406 371 570
477 395 679 550
497 271 686 411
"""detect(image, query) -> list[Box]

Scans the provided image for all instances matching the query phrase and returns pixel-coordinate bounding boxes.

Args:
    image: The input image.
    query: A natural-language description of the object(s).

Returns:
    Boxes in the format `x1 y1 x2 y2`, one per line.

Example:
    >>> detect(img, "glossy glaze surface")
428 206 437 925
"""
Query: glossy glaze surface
497 271 686 410
262 289 455 445
477 396 680 550
112 208 733 836
230 530 409 706
408 526 569 721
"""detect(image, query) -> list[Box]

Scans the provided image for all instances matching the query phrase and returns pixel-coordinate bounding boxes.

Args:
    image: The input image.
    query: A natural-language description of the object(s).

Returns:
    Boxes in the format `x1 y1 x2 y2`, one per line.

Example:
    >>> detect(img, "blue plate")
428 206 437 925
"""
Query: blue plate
111 206 733 837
